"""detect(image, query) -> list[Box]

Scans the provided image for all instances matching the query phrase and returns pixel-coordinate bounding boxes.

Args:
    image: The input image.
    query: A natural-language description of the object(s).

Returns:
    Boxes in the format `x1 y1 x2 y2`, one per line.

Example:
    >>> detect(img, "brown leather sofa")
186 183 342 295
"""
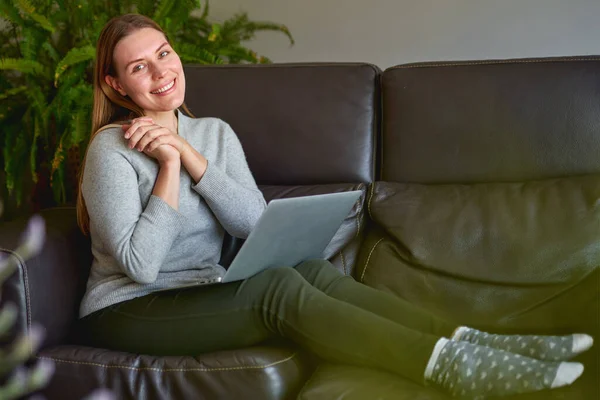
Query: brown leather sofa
1 56 598 399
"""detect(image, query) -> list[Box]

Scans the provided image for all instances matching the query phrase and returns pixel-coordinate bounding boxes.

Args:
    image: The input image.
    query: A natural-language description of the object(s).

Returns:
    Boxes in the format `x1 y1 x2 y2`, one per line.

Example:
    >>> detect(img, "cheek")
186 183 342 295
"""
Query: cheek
125 76 151 95
172 55 184 71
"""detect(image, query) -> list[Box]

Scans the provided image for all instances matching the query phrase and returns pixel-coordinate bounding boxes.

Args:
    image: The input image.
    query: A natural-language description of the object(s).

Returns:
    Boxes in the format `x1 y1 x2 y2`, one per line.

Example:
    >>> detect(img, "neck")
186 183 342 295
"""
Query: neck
145 110 178 133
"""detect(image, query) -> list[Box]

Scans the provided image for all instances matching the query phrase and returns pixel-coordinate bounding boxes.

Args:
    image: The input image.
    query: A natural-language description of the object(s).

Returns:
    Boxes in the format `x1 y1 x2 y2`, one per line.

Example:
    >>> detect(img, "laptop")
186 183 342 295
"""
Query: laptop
201 190 362 285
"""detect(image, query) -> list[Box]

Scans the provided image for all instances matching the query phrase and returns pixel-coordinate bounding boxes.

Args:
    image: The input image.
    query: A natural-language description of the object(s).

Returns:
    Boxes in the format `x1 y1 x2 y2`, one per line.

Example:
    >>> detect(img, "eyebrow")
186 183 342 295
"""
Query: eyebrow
124 42 169 70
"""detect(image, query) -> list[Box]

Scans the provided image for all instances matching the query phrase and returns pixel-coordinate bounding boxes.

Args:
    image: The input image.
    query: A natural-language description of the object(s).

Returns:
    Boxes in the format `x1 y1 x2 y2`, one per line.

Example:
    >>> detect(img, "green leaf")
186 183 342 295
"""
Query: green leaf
0 58 44 75
24 84 47 115
42 41 60 63
50 149 66 204
0 86 27 101
137 0 156 17
54 45 95 87
153 0 176 22
30 115 41 183
176 43 221 64
20 26 47 60
200 0 209 19
14 0 55 32
3 120 27 205
50 131 66 198
0 0 25 25
207 23 220 42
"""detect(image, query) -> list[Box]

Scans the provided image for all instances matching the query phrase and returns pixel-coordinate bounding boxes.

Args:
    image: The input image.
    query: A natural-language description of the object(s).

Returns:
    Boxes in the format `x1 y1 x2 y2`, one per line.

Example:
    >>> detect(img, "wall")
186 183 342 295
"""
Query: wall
208 0 600 69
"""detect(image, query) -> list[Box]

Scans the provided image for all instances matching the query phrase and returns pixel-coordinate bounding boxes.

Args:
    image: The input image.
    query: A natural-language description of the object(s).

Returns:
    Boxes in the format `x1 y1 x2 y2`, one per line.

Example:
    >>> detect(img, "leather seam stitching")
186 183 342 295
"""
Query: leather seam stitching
339 250 347 275
367 183 375 219
37 351 298 372
360 237 384 283
356 183 366 236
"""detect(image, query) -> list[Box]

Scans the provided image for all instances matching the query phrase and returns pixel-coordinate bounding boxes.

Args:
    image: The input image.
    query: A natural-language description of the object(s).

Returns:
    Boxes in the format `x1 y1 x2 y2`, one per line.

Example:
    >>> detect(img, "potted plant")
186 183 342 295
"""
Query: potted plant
0 0 293 219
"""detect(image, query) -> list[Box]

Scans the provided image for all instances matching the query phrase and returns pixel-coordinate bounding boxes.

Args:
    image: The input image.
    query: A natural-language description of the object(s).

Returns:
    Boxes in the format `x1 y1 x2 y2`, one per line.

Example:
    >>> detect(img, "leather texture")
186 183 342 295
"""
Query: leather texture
357 178 600 335
297 364 449 400
184 63 379 185
381 56 600 183
368 177 600 283
0 208 91 348
39 344 311 400
297 357 599 400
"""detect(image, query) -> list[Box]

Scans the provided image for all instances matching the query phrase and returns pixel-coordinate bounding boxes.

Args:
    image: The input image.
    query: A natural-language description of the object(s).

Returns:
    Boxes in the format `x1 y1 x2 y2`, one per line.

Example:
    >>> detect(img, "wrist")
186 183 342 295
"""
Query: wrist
159 159 181 169
179 141 191 156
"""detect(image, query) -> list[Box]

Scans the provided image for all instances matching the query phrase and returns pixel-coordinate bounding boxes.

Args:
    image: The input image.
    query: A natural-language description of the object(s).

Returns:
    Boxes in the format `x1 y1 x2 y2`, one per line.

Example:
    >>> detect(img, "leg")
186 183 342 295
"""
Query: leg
452 326 594 361
292 260 585 396
294 260 594 362
81 267 440 383
294 259 457 337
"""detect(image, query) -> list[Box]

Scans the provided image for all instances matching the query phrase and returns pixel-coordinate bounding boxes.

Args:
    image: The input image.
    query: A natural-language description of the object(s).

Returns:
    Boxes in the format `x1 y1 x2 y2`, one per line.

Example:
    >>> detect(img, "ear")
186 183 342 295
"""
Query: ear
105 75 127 96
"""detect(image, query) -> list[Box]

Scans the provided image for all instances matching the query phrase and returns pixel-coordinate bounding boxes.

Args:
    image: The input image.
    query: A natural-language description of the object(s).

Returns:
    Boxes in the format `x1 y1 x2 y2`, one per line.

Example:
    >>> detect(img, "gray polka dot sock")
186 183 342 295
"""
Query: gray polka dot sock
424 338 584 398
452 326 594 361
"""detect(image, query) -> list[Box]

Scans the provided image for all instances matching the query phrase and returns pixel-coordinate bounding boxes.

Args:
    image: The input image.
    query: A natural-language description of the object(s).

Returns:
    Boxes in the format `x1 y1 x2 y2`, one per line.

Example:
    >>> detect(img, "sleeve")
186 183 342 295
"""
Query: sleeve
192 122 267 238
82 134 187 284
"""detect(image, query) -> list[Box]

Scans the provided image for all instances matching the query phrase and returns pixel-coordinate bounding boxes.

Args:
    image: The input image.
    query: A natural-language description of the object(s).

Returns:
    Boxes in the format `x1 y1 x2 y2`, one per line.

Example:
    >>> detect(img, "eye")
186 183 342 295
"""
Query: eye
159 50 169 58
132 64 145 73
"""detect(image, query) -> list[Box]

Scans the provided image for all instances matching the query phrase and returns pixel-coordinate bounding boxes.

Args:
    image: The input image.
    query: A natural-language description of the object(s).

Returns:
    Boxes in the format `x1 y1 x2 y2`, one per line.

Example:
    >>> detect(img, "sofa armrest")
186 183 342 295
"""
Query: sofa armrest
0 207 90 348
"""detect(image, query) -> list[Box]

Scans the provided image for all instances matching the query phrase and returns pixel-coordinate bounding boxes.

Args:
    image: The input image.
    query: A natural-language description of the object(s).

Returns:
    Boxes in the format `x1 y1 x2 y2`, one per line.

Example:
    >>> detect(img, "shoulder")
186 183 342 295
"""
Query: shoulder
86 125 130 160
181 114 233 135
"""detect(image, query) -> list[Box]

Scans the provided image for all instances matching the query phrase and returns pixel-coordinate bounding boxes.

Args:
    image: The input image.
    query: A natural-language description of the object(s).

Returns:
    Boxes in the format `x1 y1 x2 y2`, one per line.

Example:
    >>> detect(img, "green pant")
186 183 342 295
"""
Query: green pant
81 260 456 383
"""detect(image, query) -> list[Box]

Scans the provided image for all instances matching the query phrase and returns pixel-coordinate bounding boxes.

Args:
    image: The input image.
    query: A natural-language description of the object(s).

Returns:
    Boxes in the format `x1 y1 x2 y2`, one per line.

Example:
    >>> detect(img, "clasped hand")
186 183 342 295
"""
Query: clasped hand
122 117 187 164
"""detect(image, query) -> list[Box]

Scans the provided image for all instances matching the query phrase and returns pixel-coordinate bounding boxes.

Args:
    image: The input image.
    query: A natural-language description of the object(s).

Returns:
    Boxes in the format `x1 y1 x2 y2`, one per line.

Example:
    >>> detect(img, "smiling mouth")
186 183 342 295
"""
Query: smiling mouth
151 79 175 94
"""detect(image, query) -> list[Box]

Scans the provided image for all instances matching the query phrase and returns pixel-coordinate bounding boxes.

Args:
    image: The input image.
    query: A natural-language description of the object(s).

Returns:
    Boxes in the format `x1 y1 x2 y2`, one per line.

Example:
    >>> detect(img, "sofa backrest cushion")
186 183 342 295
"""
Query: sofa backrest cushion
184 63 380 185
381 56 600 182
359 175 600 333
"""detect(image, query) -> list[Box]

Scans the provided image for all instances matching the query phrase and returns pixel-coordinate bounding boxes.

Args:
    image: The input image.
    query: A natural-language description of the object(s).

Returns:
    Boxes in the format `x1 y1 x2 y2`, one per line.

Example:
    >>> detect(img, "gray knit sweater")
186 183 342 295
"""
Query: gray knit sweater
79 113 266 318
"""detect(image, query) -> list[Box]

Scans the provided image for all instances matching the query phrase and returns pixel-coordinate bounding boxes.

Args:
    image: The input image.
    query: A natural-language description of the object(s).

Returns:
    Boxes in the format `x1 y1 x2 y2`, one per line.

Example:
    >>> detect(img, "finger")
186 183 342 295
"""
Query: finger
127 124 155 149
146 136 165 153
147 132 184 153
136 127 167 152
123 118 154 139
122 116 153 130
146 134 178 153
124 119 153 139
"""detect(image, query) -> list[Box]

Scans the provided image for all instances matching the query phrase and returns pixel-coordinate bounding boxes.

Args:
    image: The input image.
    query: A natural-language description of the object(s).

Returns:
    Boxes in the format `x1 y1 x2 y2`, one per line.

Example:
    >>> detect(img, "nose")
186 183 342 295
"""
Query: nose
152 64 166 80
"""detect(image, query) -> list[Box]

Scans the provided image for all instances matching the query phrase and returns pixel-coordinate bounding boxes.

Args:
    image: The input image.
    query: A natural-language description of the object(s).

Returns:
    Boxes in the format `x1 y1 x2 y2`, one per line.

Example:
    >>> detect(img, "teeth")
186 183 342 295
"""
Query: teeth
152 80 174 94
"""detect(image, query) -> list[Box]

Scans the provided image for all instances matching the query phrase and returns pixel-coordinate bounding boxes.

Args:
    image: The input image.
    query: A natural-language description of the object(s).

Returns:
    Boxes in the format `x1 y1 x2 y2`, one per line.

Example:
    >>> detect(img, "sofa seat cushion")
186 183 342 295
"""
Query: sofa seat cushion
297 363 448 400
297 354 598 400
358 175 600 333
38 344 311 400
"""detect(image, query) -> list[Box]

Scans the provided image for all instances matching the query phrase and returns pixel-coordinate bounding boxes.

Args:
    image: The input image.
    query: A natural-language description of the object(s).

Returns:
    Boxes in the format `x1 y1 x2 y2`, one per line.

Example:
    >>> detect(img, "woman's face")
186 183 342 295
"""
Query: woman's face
106 27 186 115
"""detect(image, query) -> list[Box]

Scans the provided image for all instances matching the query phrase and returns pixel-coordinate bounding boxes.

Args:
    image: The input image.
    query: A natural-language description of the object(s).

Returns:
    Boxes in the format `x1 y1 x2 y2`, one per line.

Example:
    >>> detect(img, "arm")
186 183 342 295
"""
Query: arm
82 134 185 284
152 159 181 210
191 123 266 238
125 118 265 238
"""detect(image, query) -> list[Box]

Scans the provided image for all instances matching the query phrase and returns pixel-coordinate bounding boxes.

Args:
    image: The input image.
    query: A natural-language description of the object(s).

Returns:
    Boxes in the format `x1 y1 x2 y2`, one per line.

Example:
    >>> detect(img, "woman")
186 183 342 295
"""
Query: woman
78 14 592 398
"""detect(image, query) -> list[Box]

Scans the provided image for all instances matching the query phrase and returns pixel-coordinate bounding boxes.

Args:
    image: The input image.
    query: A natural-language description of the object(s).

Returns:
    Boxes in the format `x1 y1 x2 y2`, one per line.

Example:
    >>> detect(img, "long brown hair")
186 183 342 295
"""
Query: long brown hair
77 14 192 234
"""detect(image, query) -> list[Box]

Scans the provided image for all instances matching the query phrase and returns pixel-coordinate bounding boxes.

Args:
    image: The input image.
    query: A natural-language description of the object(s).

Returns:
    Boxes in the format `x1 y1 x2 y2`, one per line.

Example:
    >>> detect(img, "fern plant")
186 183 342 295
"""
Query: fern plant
0 0 293 213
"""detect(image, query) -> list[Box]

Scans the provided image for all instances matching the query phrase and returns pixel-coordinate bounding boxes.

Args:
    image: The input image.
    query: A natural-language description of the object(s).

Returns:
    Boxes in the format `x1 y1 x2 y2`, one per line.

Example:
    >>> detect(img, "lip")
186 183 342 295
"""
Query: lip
151 79 176 95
